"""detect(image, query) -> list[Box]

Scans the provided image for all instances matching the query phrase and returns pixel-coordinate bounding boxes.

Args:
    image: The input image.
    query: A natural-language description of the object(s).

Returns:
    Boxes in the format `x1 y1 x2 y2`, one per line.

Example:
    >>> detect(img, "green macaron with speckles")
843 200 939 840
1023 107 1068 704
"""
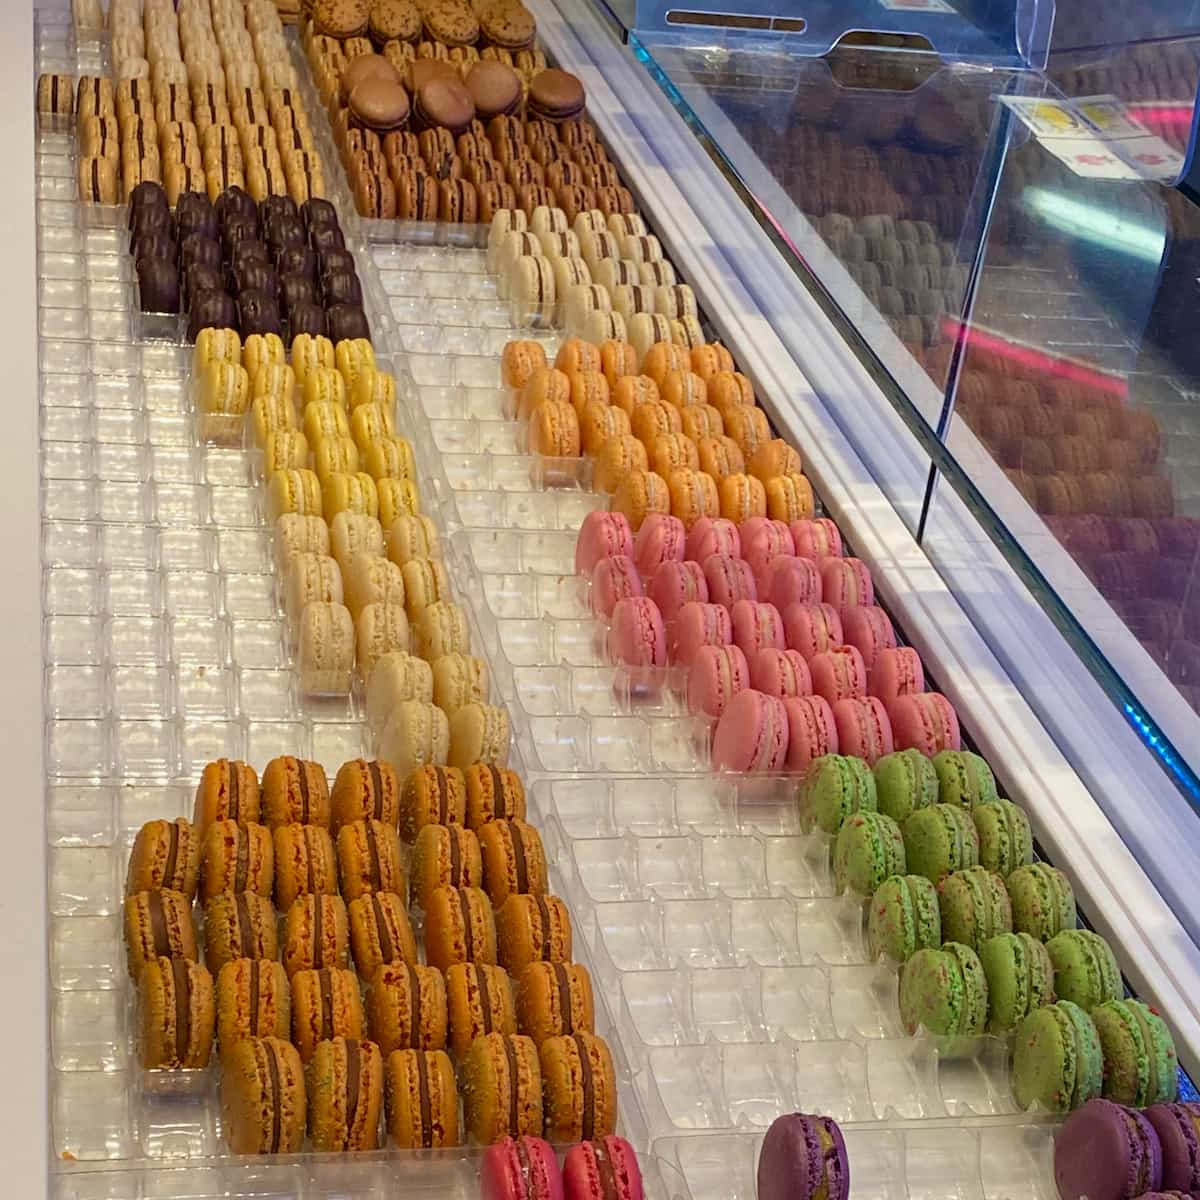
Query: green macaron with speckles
903 803 980 884
801 754 878 835
868 873 941 963
978 931 1055 1034
1013 999 1102 1112
973 800 1032 878
1007 862 1076 941
1091 997 1177 1106
1046 929 1121 1012
898 941 988 1038
938 866 1013 951
874 749 938 825
832 810 905 896
933 750 998 808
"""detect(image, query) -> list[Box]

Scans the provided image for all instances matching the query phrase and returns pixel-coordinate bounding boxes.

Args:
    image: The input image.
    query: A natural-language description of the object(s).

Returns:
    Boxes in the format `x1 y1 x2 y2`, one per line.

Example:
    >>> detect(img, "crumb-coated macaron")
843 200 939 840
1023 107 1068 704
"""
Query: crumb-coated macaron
903 803 980 884
336 818 406 902
978 931 1056 1035
385 1047 462 1147
462 1032 543 1143
800 753 877 835
273 823 338 911
938 866 1012 950
193 758 261 836
516 961 595 1047
261 756 331 827
424 885 498 971
1092 999 1177 1106
1013 1000 1102 1112
127 817 202 899
216 958 291 1047
203 892 278 974
139 956 215 1068
400 764 467 841
200 820 274 903
973 800 1033 878
868 874 940 963
833 811 906 896
221 1036 307 1153
898 942 988 1038
291 966 365 1063
411 822 483 909
465 764 527 830
282 893 350 978
496 893 572 974
448 701 511 769
348 891 419 978
446 961 518 1059
367 962 448 1055
1046 929 1122 1012
1008 862 1076 941
330 758 402 834
541 1032 618 1142
305 1036 384 1151
933 749 998 808
478 818 548 909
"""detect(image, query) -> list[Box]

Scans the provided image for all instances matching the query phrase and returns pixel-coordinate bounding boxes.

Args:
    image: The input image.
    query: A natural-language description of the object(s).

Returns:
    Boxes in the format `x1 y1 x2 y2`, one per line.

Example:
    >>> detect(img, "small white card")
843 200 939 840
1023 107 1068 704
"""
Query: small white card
1001 96 1087 138
878 0 955 11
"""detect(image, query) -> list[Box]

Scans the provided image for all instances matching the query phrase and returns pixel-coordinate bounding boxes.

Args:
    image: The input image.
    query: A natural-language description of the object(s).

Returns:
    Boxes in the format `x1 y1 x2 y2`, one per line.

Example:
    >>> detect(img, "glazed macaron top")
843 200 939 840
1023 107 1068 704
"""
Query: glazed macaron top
465 61 521 120
527 68 585 122
349 78 411 132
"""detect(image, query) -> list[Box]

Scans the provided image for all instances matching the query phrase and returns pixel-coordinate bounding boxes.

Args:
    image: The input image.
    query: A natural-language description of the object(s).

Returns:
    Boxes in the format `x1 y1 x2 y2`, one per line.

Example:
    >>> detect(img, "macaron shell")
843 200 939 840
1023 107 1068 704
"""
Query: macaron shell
782 602 844 658
1146 1103 1200 1192
540 1033 618 1143
712 689 789 772
868 873 940 962
1014 1000 1102 1112
750 647 812 698
783 695 839 773
888 693 961 756
831 697 894 765
874 749 939 824
1008 863 1076 941
610 596 666 667
563 1135 644 1200
833 811 906 896
687 643 750 718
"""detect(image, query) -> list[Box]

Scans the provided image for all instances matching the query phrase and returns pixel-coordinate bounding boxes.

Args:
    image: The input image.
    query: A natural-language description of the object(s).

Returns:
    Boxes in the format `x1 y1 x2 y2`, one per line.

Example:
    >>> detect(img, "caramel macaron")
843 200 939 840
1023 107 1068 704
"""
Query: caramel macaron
478 819 547 909
306 1037 384 1151
282 893 350 978
411 823 483 909
348 892 419 978
221 1036 306 1153
423 885 497 971
445 961 517 1060
496 894 572 974
193 759 260 836
290 966 365 1063
461 1032 541 1143
400 764 466 841
216 958 291 1047
261 756 331 828
200 820 273 903
330 758 401 834
366 962 448 1055
272 824 338 911
126 817 201 899
203 892 278 974
139 956 215 1068
336 818 406 902
540 1032 618 1142
124 889 198 980
517 961 595 1047
384 1048 461 1147
464 763 526 829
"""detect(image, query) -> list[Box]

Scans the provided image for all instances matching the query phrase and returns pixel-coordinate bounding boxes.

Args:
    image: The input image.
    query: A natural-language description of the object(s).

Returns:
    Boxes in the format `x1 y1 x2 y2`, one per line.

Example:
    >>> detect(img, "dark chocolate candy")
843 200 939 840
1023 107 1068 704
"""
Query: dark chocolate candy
318 248 356 277
132 229 177 267
187 288 236 342
238 289 283 337
175 194 218 241
137 258 181 314
183 262 223 302
265 213 306 251
287 301 328 339
277 244 317 281
322 270 363 307
232 260 280 296
309 225 346 256
326 303 371 344
128 182 168 226
230 239 271 268
301 197 338 231
222 216 261 250
180 234 222 275
215 186 257 227
280 274 318 313
259 194 299 224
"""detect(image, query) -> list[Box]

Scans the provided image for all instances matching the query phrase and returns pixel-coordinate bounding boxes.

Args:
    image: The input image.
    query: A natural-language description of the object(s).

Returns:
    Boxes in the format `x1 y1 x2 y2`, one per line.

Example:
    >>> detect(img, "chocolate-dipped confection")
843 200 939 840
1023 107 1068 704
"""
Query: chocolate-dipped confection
238 289 283 337
287 300 328 338
260 194 300 225
280 274 319 313
216 186 258 227
129 180 169 219
413 76 474 135
222 216 261 249
232 260 280 297
183 262 223 302
265 213 307 251
277 244 318 281
187 288 237 342
311 226 348 259
229 240 272 272
131 223 176 262
318 248 357 278
302 198 339 231
326 303 371 344
137 258 181 313
175 191 213 224
464 62 520 121
527 69 586 123
322 269 363 307
181 233 222 275
177 203 219 242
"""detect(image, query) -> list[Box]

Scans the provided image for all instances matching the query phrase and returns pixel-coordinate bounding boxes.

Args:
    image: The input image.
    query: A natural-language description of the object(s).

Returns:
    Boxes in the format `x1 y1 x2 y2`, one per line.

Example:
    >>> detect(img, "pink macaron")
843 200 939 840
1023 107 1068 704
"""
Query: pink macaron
782 694 838 772
887 692 960 755
809 644 868 703
591 554 643 618
841 604 896 671
869 646 925 704
730 599 786 659
687 643 750 718
563 1136 643 1200
575 510 633 577
750 648 813 698
672 601 732 666
781 602 844 659
790 517 843 559
647 560 708 623
685 516 740 564
820 557 874 609
759 555 821 610
702 553 757 609
740 517 796 577
610 596 666 667
712 688 789 772
833 697 894 764
483 1136 563 1200
633 513 685 576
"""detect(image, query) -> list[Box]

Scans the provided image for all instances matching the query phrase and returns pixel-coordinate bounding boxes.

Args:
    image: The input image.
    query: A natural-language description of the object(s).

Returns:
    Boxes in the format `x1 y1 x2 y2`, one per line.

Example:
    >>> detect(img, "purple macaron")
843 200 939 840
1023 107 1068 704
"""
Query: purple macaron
1055 1099 1163 1200
757 1113 849 1200
1146 1103 1200 1194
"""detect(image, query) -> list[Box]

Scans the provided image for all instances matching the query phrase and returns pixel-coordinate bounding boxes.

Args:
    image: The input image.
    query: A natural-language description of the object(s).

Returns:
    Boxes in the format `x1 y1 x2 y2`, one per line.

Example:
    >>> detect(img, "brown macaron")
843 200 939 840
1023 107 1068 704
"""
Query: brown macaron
464 61 521 121
350 78 411 132
221 1036 307 1153
126 817 201 899
366 961 448 1055
339 53 402 106
282 892 350 977
527 69 586 124
330 758 402 834
348 891 419 978
124 889 198 980
445 961 517 1059
216 958 291 1047
193 759 261 836
261 756 331 828
139 956 215 1068
413 76 475 136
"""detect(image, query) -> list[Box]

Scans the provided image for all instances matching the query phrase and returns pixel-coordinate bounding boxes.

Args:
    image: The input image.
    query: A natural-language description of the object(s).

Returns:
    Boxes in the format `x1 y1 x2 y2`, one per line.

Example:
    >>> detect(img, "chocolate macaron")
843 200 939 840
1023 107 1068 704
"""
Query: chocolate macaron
413 75 475 136
200 819 273 902
527 69 586 124
516 961 595 1047
193 758 261 836
291 966 365 1063
282 892 351 978
540 1032 618 1142
464 61 521 121
445 961 517 1060
424 885 498 971
125 889 198 980
203 892 278 974
261 756 331 828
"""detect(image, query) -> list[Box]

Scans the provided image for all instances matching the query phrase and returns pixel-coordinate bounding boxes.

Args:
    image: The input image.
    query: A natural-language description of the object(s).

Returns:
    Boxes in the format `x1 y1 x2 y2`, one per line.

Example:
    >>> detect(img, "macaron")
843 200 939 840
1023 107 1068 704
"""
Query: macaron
977 931 1056 1034
541 1032 618 1143
385 1048 462 1147
730 599 785 660
973 800 1033 877
1145 1103 1200 1193
305 1036 384 1151
759 555 821 612
810 645 867 704
216 958 291 1047
484 1135 565 1200
868 646 924 704
687 643 749 719
282 892 350 978
937 866 1013 950
591 554 642 619
1013 1000 1103 1112
202 892 277 974
139 956 215 1068
933 749 999 808
800 753 877 835
432 653 490 715
462 1032 543 1142
411 822 483 909
782 602 843 659
756 1113 849 1200
479 818 549 908
516 961 596 1048
446 961 518 1060
336 818 406 902
867 874 941 963
790 518 844 561
366 962 448 1056
330 758 402 833
703 552 757 609
750 647 812 698
348 892 419 978
685 515 740 563
648 559 708 623
1008 862 1076 941
126 817 201 898
1046 929 1122 1012
610 596 666 667
261 755 331 827
712 689 789 772
400 764 467 841
888 693 961 756
220 1036 306 1153
903 803 980 884
833 811 906 895
783 695 839 772
1055 1098 1164 1200
874 748 939 824
272 823 338 911
424 885 498 971
842 605 896 672
449 702 512 768
465 763 527 829
1092 999 1177 1106
497 893 573 974
197 817 275 903
898 942 988 1038
820 556 873 609
831 696 894 765
672 601 732 667
193 758 261 836
290 966 365 1063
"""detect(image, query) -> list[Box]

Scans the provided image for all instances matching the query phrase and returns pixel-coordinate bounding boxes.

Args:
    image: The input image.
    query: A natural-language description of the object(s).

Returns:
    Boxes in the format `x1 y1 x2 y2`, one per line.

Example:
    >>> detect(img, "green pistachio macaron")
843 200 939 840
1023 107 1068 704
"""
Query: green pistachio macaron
938 866 1013 951
867 874 941 963
978 931 1055 1034
932 749 998 808
832 810 905 896
898 941 988 1038
1013 999 1103 1112
874 749 938 825
801 754 878 835
1007 862 1076 941
1091 997 1177 1107
1046 929 1121 1012
903 803 980 884
973 800 1033 878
